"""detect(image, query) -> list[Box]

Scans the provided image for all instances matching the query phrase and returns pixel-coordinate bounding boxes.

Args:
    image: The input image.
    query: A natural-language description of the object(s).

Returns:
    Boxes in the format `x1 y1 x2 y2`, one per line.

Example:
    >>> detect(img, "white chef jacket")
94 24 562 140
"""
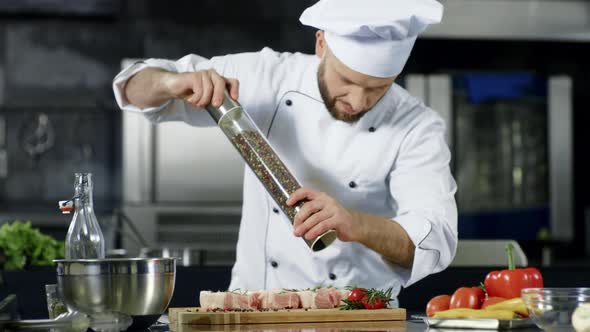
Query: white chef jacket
113 47 458 301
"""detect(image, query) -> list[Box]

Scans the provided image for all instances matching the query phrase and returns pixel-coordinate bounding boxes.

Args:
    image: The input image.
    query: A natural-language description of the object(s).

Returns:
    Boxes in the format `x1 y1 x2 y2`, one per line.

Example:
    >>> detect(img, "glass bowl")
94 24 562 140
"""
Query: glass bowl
522 288 590 331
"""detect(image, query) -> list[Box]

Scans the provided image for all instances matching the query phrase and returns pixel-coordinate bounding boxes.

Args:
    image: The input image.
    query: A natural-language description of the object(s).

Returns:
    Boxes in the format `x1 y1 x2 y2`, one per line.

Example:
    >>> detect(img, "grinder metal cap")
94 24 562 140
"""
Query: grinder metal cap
205 90 242 123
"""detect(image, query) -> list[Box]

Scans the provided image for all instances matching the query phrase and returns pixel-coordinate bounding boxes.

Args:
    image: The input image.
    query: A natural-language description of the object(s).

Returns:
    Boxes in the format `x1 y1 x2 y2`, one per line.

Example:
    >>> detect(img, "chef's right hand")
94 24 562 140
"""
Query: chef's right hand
164 69 240 108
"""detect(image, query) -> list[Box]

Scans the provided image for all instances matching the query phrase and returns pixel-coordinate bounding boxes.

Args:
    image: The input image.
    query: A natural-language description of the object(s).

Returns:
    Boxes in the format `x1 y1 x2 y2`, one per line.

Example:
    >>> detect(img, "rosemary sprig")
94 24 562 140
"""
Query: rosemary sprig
340 298 365 310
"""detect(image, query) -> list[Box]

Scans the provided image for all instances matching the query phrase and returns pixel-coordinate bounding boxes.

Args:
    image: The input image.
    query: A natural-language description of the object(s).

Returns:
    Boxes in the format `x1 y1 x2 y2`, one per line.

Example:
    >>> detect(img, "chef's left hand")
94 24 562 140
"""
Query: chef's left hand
287 187 362 242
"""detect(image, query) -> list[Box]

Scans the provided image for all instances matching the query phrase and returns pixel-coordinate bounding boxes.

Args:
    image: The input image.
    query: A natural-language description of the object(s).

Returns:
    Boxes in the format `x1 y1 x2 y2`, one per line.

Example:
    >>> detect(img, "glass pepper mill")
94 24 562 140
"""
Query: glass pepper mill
64 173 105 259
207 91 337 251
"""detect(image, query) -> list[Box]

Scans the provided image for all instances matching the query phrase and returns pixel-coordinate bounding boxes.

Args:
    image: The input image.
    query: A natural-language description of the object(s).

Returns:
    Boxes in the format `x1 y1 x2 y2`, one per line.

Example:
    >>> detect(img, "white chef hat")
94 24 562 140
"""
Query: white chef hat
299 0 443 78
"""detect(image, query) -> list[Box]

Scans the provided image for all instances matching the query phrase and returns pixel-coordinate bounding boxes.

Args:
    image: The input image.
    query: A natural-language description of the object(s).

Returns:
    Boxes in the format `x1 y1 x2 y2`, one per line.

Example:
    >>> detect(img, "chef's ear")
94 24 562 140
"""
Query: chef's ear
315 30 327 59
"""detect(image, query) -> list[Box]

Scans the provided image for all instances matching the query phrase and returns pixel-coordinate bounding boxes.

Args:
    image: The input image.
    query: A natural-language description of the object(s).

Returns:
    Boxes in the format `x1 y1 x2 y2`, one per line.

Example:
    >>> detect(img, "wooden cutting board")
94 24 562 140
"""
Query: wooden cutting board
171 320 408 332
169 307 406 327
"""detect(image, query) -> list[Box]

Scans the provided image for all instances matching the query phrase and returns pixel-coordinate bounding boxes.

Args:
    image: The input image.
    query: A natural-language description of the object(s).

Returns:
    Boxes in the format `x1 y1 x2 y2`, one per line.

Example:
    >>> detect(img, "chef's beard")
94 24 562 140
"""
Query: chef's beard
317 61 370 124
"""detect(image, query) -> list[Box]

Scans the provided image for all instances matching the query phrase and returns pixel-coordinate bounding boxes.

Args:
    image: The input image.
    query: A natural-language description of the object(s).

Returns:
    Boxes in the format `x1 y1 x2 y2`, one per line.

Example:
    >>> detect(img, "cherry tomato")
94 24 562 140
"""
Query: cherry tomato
361 295 386 309
348 288 367 302
472 286 486 307
426 295 451 317
481 296 507 309
450 287 482 309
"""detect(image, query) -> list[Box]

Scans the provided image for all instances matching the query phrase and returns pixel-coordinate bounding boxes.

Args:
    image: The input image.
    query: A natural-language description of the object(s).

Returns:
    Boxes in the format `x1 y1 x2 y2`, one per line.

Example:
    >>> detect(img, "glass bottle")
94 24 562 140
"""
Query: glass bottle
65 173 105 259
207 91 337 251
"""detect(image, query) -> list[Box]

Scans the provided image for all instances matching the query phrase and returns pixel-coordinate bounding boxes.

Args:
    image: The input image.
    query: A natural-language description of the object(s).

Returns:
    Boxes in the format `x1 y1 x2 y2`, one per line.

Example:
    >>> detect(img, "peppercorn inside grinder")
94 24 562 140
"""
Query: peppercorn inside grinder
206 91 337 251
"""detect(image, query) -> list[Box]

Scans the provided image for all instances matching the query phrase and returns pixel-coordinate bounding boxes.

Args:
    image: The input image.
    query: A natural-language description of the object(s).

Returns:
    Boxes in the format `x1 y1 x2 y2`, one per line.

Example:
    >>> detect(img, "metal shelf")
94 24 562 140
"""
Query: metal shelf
424 0 590 42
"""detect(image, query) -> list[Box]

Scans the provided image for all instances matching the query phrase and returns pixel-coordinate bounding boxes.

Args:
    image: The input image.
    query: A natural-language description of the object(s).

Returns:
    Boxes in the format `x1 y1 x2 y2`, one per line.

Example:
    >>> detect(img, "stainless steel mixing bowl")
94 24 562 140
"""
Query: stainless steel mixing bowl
54 258 176 330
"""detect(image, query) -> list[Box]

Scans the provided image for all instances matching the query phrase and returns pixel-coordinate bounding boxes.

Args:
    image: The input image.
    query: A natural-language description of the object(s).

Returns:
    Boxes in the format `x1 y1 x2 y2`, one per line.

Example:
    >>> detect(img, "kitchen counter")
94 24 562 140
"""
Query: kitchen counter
4 315 543 332
167 320 542 332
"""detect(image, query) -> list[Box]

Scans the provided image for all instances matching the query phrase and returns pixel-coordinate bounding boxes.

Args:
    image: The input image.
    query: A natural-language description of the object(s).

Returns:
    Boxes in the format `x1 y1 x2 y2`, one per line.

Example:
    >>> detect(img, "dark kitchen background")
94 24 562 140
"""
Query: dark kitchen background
0 0 590 318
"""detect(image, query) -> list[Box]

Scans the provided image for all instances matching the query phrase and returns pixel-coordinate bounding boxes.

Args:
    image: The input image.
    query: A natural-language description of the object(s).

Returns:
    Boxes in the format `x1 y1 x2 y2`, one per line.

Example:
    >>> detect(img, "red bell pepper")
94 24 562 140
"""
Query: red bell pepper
484 243 544 299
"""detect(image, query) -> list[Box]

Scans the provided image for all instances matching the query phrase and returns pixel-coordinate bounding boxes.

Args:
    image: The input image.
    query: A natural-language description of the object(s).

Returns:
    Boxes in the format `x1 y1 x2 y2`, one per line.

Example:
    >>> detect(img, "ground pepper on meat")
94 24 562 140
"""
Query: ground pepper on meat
230 130 304 221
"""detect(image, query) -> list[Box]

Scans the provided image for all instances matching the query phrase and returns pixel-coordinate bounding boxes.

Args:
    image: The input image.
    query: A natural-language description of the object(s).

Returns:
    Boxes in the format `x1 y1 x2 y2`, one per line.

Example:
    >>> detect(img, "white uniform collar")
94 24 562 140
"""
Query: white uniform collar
297 54 405 131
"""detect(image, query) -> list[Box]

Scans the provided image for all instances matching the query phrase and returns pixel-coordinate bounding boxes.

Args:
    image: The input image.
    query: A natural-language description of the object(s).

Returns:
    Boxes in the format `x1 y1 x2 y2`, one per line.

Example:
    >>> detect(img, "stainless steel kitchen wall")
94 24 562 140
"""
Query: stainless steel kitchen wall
0 0 588 264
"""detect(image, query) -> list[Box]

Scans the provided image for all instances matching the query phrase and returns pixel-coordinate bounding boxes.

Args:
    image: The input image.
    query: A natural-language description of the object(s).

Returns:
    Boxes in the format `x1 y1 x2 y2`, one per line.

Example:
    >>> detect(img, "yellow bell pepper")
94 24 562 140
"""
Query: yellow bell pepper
484 298 528 317
433 308 517 320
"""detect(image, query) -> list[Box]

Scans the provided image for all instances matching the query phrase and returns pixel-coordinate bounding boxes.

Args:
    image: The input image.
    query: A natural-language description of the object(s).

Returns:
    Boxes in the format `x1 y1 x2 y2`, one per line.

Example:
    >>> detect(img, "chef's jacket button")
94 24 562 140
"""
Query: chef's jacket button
286 99 293 106
369 126 376 132
270 260 278 268
272 207 279 214
348 181 357 188
329 273 337 280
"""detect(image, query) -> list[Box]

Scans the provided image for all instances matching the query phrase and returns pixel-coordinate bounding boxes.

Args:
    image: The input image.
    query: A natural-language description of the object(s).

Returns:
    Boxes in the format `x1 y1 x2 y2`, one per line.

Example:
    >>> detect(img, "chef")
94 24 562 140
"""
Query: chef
113 0 457 304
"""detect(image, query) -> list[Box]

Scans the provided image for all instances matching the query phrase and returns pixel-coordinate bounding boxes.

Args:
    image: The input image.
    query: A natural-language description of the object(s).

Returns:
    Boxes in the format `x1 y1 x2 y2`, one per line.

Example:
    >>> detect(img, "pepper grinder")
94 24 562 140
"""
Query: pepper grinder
206 91 337 251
